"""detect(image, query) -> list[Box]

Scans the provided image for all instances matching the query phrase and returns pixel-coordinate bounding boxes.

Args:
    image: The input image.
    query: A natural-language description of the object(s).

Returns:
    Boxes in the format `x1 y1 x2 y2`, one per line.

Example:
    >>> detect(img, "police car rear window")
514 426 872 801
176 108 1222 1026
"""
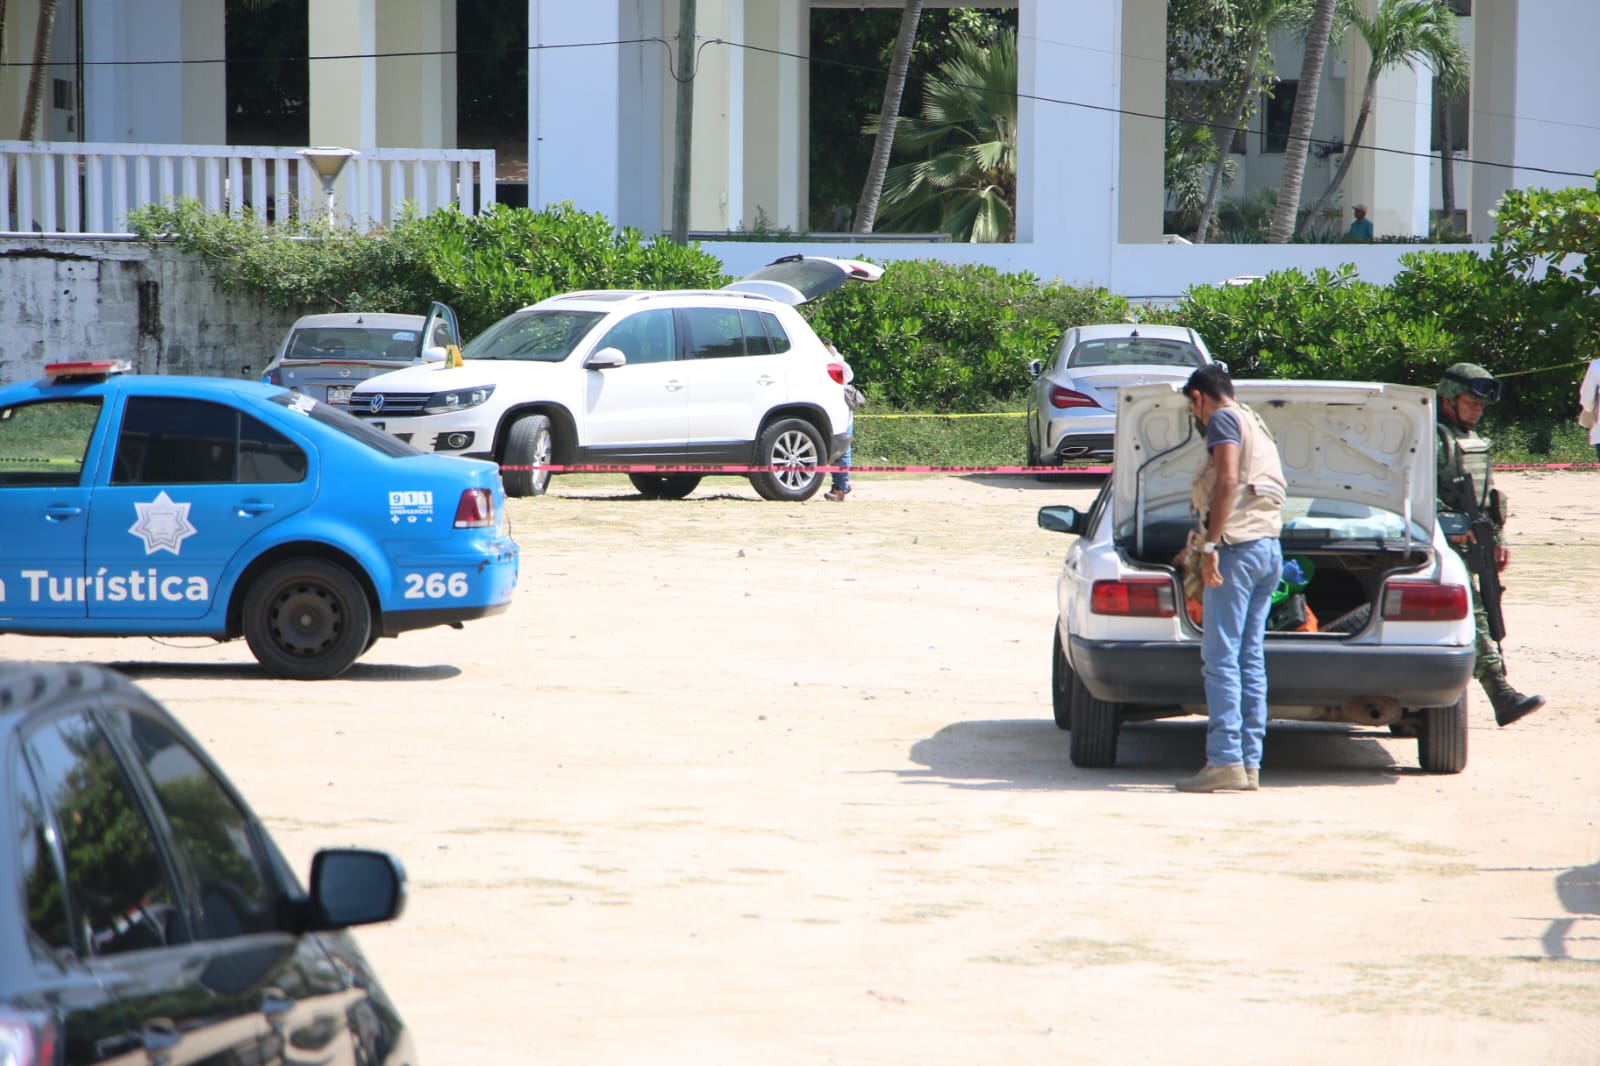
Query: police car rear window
269 392 421 457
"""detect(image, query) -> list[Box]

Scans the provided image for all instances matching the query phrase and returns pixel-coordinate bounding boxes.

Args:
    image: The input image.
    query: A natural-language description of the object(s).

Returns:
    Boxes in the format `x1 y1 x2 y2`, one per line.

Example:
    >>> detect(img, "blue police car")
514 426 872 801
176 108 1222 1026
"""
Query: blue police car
0 361 519 679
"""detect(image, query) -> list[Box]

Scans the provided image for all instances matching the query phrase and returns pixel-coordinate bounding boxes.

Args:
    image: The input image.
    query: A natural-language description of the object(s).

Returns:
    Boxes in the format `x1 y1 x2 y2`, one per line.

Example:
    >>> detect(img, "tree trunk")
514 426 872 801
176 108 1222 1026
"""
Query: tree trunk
19 0 61 140
1192 39 1264 246
854 0 924 235
669 0 697 245
1438 91 1457 234
1268 0 1338 243
1299 68 1379 234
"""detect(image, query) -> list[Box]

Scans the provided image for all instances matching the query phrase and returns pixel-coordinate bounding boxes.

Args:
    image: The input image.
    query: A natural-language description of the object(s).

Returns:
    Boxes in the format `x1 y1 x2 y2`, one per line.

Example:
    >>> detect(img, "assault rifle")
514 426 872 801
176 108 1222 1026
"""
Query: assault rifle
1450 472 1506 649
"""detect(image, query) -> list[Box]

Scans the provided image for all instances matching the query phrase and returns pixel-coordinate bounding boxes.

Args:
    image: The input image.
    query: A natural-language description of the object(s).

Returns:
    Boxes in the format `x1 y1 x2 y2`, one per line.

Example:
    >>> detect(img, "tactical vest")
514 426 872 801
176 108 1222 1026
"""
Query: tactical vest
1436 421 1493 514
1190 402 1287 544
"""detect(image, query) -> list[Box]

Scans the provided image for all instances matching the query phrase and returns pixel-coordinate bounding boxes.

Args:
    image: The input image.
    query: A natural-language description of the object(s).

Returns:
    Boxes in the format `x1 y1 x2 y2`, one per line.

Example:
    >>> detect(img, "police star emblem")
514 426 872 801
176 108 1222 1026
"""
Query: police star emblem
128 491 199 555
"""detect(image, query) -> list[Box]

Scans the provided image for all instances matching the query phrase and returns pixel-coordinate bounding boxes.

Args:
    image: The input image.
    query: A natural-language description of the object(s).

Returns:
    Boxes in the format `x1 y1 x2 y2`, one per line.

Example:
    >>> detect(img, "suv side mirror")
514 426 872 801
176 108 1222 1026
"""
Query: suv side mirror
585 347 627 370
306 848 407 930
422 345 448 363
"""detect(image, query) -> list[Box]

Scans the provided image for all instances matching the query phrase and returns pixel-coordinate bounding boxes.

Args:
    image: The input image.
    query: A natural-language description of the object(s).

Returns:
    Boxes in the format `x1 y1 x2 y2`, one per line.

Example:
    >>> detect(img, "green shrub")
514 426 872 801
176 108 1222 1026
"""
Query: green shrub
806 260 1143 411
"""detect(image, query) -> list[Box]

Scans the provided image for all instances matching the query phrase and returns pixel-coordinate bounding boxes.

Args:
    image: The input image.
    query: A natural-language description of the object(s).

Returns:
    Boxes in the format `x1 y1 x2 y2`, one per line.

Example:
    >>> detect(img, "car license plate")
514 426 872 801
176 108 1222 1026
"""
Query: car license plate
326 385 354 405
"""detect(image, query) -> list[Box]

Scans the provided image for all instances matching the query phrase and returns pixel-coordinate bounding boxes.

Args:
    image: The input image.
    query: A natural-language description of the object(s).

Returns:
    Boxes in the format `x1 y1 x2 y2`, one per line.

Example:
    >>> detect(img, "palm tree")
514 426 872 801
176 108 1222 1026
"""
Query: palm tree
854 0 925 235
17 0 60 139
866 27 1016 242
1435 74 1466 234
1267 0 1342 243
1166 119 1237 236
1299 0 1467 234
1190 0 1313 245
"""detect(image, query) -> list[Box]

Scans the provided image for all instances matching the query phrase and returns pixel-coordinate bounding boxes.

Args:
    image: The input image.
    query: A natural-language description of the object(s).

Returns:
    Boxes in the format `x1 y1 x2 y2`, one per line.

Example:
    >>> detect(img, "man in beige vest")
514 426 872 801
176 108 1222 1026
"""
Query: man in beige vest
1176 365 1287 792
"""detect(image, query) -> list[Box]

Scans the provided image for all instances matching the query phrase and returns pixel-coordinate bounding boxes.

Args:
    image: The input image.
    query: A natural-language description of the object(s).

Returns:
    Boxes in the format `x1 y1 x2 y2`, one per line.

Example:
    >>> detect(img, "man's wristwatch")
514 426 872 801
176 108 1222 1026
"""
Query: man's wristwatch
1200 541 1217 555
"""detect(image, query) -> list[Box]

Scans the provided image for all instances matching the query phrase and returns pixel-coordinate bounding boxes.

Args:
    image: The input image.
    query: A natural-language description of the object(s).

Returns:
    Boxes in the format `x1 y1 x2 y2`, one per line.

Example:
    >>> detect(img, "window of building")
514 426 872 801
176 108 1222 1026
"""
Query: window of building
1431 76 1469 152
1262 81 1298 154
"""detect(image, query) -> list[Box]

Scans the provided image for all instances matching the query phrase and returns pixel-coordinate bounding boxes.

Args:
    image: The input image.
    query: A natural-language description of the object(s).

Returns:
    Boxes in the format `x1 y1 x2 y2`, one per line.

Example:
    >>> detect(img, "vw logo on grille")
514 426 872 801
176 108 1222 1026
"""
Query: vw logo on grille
368 394 385 413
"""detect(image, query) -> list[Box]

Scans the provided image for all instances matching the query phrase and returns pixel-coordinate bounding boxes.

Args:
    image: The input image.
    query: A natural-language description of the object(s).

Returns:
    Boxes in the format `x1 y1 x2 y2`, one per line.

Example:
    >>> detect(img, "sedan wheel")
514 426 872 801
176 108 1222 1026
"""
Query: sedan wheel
1069 674 1120 768
1051 626 1075 730
242 559 371 680
630 473 702 500
749 418 826 501
1417 691 1468 774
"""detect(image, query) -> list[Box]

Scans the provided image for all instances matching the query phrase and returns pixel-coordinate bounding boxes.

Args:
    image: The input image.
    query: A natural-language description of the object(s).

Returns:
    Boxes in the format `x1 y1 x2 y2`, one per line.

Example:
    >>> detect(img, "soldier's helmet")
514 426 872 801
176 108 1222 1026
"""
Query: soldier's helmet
1438 362 1503 402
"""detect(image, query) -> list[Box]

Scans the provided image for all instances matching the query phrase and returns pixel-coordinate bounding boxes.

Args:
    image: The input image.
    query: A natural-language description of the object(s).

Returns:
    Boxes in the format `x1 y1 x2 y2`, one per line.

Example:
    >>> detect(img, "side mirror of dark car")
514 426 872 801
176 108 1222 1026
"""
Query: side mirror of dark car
1437 511 1470 538
585 347 627 370
1027 359 1043 378
1037 505 1084 535
306 848 407 930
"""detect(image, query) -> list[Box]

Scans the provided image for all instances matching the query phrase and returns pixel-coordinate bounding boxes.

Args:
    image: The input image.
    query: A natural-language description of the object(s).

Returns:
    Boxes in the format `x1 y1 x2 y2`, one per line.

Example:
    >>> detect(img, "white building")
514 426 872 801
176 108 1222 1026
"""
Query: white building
3 0 1597 299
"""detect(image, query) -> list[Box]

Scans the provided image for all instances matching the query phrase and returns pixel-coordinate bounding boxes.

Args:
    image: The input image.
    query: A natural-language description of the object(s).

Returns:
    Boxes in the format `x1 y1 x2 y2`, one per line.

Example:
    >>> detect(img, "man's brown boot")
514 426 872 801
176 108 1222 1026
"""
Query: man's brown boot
1483 673 1545 727
1175 764 1250 792
1245 768 1259 790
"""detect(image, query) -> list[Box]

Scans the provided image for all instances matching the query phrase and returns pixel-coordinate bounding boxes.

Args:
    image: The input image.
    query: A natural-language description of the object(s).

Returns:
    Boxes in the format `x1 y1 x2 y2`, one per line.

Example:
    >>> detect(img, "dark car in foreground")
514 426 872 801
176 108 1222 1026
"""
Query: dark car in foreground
0 662 414 1065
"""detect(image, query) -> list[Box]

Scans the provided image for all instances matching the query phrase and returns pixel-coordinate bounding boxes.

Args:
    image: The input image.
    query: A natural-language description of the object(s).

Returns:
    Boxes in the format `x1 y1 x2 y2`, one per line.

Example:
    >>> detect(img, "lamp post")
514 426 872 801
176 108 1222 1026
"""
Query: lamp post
297 147 358 223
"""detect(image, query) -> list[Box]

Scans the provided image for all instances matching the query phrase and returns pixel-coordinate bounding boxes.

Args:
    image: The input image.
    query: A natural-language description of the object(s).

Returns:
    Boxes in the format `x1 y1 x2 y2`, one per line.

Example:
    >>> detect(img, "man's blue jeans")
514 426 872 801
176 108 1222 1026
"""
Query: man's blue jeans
1200 537 1282 768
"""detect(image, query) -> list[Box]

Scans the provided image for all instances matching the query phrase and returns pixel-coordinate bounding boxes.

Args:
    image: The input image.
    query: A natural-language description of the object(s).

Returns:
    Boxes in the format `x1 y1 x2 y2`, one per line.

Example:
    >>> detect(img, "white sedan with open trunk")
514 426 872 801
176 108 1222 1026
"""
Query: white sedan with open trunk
1038 379 1478 774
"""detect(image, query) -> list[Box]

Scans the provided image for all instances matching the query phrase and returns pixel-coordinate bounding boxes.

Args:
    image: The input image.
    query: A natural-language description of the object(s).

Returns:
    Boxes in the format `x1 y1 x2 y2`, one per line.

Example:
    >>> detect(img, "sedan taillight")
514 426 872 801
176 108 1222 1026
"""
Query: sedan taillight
1049 385 1099 409
1090 577 1177 618
1380 581 1469 622
0 1008 58 1066
454 488 495 528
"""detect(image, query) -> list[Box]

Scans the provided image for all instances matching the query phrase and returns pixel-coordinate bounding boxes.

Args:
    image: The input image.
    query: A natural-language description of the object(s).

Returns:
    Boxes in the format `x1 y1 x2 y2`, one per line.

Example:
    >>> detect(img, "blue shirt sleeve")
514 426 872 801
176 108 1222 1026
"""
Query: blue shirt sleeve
1206 406 1242 451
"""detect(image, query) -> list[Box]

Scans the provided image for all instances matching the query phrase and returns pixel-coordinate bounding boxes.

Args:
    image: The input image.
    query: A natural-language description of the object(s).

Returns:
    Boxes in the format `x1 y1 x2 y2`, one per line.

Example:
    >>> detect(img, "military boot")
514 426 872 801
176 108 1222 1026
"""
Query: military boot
1482 672 1546 727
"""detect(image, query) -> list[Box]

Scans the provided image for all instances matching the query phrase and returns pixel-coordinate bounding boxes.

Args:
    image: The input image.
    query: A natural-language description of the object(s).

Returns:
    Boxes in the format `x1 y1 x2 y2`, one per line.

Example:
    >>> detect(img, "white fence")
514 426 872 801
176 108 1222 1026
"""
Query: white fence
0 141 497 236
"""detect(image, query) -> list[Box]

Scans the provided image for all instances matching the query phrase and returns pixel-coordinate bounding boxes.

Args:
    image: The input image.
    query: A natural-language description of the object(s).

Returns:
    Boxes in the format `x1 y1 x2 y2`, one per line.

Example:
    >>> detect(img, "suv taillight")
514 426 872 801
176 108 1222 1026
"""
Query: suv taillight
827 362 847 385
1380 581 1468 622
454 488 495 528
1090 577 1177 618
0 1008 58 1066
1049 385 1099 409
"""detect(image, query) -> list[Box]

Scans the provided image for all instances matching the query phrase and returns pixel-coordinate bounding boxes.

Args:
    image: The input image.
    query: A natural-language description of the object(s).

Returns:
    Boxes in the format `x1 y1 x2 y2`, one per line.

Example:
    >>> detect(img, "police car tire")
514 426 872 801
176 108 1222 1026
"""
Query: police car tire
1051 625 1076 730
1068 674 1120 768
1417 691 1468 774
502 414 553 498
749 419 825 501
243 559 372 681
629 474 702 500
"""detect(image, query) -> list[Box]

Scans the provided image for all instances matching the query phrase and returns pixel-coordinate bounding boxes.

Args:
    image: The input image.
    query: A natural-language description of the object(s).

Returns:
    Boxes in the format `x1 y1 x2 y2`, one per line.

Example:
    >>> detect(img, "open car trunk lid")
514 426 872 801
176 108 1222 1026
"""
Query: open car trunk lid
1112 380 1437 545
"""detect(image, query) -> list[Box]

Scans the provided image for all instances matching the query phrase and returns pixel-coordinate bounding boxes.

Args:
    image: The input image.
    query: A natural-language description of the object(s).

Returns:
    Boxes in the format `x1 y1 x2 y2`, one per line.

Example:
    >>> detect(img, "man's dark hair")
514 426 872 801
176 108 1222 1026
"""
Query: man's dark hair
1183 363 1234 402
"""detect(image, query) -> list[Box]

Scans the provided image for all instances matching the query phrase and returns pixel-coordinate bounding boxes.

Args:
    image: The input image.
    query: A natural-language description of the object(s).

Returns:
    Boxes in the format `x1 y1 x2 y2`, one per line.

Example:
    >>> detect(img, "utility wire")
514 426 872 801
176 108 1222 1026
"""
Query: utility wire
7 34 1596 181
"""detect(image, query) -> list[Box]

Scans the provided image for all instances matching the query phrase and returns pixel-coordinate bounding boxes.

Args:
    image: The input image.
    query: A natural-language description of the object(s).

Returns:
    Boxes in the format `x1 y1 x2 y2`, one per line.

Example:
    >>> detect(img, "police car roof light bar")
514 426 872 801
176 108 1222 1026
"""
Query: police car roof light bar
45 360 133 382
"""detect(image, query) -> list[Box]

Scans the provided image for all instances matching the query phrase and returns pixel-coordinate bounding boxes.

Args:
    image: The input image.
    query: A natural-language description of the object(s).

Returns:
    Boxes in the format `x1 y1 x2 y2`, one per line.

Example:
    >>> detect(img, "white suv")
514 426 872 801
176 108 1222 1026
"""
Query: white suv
347 256 880 500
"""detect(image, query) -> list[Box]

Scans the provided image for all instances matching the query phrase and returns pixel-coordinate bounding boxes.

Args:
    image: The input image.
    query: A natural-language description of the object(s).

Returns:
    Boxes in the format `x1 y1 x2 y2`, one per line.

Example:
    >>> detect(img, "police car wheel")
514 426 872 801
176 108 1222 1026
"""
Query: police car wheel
501 414 553 498
243 559 372 680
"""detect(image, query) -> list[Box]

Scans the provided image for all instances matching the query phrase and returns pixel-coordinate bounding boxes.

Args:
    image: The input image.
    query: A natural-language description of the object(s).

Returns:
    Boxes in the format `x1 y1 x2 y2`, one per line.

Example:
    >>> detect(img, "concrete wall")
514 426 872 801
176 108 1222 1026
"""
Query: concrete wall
0 239 300 386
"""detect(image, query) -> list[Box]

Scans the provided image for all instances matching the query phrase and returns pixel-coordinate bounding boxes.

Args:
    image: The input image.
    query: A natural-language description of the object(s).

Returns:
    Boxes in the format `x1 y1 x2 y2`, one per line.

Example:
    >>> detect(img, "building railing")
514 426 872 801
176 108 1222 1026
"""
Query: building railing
0 141 497 236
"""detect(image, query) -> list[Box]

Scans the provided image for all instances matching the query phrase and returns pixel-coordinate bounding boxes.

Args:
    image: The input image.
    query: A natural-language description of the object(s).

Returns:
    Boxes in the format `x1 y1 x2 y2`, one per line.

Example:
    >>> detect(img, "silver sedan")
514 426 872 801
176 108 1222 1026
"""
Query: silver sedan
1025 323 1215 466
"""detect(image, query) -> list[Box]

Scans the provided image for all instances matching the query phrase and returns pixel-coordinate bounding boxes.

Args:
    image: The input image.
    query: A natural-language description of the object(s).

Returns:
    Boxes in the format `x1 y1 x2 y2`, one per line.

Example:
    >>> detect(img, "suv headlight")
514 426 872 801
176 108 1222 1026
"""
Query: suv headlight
421 385 495 414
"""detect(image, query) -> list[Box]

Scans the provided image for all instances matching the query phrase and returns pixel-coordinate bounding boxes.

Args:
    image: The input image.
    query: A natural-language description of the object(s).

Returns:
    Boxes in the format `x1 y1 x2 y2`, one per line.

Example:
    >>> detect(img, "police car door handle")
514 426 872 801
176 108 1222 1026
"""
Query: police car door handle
236 499 275 516
44 503 83 520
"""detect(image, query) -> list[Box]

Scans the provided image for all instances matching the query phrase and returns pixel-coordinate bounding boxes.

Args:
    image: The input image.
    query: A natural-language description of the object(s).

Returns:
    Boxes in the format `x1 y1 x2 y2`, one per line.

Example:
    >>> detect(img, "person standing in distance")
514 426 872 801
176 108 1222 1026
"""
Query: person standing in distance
1348 204 1374 240
1176 365 1287 793
1435 363 1545 725
1578 354 1600 462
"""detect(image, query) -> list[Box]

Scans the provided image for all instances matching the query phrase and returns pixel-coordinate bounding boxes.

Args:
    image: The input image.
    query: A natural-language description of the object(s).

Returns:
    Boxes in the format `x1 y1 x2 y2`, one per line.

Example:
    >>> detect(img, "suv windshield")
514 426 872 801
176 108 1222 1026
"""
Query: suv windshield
462 310 606 362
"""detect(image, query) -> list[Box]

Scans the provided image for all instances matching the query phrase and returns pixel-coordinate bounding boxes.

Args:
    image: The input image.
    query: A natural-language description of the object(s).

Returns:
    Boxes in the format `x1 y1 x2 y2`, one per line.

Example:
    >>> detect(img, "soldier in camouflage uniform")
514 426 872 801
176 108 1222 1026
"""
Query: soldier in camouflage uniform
1435 363 1545 726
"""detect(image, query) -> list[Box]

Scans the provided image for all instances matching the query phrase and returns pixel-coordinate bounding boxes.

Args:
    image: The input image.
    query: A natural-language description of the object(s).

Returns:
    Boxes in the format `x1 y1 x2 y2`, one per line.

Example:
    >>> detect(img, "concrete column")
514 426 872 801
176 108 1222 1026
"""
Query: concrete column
1020 1 1115 273
376 0 457 148
660 0 739 234
309 0 378 148
530 0 623 221
1342 1 1433 238
83 0 224 144
739 0 807 233
1119 0 1166 243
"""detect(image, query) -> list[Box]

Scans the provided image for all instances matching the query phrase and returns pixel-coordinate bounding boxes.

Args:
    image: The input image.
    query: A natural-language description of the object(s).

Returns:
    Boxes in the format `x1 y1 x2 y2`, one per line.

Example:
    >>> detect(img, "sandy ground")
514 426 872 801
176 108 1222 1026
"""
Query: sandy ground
7 469 1600 1064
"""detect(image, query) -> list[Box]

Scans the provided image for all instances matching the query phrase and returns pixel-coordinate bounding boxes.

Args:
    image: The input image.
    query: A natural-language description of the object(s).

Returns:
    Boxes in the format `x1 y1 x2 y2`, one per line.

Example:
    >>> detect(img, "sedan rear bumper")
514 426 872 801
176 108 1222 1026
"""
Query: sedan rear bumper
1069 635 1475 709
